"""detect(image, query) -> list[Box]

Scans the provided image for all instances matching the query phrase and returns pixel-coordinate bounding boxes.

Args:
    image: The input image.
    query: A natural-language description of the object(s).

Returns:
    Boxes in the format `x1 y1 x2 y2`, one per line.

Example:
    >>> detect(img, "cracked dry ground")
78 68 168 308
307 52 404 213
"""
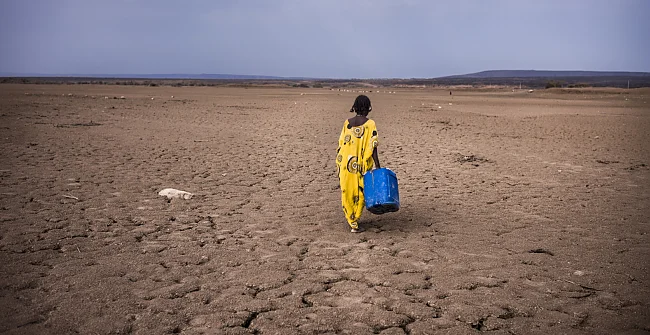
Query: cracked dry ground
1 84 649 335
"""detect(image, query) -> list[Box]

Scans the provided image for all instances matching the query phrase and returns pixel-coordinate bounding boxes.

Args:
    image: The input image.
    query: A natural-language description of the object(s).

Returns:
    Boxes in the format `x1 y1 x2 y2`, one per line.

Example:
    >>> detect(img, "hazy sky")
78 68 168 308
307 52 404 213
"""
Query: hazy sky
1 0 648 78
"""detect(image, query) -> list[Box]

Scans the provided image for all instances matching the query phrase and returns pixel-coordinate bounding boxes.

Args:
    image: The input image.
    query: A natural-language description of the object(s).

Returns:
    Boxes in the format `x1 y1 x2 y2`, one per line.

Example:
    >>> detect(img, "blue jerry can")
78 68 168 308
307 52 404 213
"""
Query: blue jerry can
363 168 400 214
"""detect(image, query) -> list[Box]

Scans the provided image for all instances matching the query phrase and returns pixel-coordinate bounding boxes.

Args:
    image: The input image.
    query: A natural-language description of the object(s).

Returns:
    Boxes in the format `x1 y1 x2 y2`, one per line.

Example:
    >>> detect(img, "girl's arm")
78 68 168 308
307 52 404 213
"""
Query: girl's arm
372 147 380 169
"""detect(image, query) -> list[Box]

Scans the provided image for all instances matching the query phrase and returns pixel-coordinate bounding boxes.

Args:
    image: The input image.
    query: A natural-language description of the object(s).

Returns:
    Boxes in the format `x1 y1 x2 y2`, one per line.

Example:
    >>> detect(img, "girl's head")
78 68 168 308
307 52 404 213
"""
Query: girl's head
350 95 372 116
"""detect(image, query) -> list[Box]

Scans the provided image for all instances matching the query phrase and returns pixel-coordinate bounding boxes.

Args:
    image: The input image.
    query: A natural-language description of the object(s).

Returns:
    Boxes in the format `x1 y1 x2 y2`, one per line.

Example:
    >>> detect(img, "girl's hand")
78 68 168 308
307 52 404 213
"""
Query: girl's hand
372 147 380 169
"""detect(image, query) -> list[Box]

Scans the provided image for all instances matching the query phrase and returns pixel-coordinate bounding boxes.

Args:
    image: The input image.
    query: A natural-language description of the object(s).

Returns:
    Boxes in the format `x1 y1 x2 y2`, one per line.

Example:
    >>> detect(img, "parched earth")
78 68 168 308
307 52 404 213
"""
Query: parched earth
0 84 648 334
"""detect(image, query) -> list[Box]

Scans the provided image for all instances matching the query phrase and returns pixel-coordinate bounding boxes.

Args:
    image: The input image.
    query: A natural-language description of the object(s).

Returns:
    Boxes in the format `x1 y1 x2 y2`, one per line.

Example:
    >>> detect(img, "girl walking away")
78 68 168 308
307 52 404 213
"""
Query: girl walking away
336 95 380 233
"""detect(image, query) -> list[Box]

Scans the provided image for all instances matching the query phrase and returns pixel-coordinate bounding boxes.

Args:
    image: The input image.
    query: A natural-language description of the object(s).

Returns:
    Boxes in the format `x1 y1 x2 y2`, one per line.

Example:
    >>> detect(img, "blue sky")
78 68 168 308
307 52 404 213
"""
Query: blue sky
1 0 648 78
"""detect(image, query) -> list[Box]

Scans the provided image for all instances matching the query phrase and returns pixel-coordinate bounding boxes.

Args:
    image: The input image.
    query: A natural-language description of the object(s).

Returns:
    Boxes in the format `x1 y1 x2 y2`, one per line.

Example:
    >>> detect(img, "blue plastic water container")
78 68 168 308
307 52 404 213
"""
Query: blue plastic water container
363 168 400 214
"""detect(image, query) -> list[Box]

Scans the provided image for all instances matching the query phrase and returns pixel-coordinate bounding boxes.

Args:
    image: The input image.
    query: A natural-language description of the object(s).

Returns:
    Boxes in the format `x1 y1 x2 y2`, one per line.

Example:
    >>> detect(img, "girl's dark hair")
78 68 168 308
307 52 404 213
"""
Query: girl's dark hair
350 95 372 115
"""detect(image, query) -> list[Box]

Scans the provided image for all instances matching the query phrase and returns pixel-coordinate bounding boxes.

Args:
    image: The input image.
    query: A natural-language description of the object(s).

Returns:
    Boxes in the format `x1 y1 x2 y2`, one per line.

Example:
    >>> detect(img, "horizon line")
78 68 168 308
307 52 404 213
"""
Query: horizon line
2 69 650 80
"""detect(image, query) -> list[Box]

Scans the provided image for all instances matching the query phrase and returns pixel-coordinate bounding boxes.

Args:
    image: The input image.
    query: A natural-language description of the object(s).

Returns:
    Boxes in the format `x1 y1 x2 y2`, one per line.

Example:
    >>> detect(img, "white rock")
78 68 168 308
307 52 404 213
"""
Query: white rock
573 270 585 276
158 188 193 200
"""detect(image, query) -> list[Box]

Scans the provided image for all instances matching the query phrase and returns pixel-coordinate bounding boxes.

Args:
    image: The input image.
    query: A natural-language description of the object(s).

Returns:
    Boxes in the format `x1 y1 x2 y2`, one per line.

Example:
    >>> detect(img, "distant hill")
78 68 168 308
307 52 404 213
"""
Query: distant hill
424 70 650 88
446 70 650 79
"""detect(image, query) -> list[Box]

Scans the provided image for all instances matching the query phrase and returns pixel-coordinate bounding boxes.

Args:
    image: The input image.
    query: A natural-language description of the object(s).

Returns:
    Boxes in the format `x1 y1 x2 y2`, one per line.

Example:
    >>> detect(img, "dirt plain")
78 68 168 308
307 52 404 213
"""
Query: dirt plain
0 84 649 334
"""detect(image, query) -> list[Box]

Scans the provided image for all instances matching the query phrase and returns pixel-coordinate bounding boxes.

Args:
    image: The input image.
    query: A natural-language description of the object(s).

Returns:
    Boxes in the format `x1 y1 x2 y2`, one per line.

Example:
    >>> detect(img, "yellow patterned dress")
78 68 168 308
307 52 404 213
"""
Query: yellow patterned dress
336 119 379 229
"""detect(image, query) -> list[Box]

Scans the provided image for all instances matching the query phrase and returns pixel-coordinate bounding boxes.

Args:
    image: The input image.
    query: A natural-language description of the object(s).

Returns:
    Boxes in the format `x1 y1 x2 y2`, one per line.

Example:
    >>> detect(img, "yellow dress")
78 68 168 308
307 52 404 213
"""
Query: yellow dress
336 119 379 229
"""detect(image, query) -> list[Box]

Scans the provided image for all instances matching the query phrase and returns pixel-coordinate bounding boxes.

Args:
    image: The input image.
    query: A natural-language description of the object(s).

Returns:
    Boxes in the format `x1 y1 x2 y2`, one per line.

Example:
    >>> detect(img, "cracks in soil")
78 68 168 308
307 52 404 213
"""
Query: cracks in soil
456 154 490 167
528 248 554 256
206 215 216 229
242 311 259 329
462 306 534 332
458 279 507 291
470 317 487 331
245 284 262 298
559 279 602 292
568 291 595 299
238 306 277 334
399 318 415 334
16 315 46 329
425 301 443 318
371 316 415 335
497 306 530 319
245 272 296 299
297 246 309 261
55 121 102 128
301 295 314 307
573 312 589 328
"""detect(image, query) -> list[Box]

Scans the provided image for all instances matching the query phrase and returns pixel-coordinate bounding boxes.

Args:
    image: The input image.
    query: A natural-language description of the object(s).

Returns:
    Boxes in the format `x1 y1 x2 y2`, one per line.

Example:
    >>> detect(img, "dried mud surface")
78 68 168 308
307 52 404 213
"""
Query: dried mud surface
1 84 649 334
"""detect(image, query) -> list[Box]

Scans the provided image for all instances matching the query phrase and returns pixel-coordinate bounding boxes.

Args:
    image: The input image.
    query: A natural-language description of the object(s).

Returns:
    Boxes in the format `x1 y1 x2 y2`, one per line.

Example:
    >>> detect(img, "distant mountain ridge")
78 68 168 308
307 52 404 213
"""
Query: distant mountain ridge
447 70 650 78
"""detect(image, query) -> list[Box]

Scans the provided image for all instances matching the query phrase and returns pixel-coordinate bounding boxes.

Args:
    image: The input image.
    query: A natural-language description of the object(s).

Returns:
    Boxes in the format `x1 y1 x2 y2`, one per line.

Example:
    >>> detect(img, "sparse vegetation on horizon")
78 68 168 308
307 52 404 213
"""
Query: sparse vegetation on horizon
1 73 649 89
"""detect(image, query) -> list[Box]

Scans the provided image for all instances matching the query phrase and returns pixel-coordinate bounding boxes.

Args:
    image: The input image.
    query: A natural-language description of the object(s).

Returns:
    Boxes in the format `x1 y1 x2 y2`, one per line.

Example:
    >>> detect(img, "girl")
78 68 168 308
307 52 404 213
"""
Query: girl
336 95 380 233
